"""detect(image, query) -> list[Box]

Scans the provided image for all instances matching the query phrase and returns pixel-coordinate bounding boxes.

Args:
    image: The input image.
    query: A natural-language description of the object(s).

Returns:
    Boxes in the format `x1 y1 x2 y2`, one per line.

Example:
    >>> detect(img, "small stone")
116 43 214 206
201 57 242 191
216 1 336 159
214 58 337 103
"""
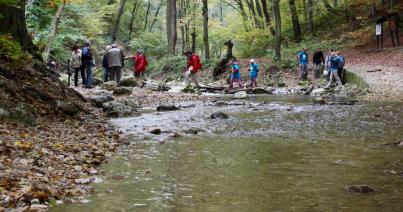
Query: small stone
79 199 91 204
117 77 138 87
150 129 161 135
145 169 151 174
73 165 82 171
56 101 79 116
56 200 64 205
106 189 113 193
399 141 403 148
133 203 147 207
173 133 181 138
101 81 117 91
29 204 49 211
211 112 229 119
31 198 40 204
74 178 91 184
348 185 375 193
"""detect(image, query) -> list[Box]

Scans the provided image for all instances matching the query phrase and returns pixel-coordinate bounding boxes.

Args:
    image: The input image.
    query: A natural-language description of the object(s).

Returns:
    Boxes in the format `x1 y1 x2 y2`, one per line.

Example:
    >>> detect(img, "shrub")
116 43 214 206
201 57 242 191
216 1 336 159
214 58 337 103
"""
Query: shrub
0 34 29 61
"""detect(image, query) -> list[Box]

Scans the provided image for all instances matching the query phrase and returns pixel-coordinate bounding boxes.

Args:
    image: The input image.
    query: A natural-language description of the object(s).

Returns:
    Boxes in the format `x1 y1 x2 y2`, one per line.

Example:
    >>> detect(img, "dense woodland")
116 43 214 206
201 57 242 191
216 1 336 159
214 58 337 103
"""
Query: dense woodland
1 0 402 72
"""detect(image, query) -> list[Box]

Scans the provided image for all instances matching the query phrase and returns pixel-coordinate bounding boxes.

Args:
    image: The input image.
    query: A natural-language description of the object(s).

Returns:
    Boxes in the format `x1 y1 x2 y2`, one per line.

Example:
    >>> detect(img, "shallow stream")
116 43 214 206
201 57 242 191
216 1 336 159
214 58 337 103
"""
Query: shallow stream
53 95 403 211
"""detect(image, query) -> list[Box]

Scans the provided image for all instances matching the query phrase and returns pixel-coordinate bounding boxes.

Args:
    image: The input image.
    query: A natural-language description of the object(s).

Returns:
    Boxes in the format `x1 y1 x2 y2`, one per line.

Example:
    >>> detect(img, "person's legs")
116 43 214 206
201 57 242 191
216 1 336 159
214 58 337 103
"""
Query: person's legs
74 68 79 87
184 69 191 86
115 67 122 83
80 67 86 86
109 67 116 82
191 73 200 87
85 64 93 88
104 68 110 82
334 71 343 86
327 71 335 87
229 77 234 89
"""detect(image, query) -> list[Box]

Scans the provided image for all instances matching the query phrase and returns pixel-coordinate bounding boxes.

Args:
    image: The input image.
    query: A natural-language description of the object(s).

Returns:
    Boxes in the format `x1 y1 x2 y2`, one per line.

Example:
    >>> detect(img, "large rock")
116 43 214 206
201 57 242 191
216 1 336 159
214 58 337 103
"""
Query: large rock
101 81 117 91
56 101 79 116
90 94 114 107
168 85 187 93
93 78 104 86
118 77 138 87
1 104 36 126
157 104 180 111
102 101 138 118
144 79 167 91
233 91 248 99
113 87 132 96
310 88 327 97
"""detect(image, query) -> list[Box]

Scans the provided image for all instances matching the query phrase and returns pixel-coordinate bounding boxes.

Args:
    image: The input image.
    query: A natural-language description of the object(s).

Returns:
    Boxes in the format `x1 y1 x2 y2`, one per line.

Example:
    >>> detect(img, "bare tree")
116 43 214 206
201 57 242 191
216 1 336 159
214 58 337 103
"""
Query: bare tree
112 0 128 43
166 0 177 54
43 1 66 61
202 0 210 59
288 0 302 42
271 0 281 59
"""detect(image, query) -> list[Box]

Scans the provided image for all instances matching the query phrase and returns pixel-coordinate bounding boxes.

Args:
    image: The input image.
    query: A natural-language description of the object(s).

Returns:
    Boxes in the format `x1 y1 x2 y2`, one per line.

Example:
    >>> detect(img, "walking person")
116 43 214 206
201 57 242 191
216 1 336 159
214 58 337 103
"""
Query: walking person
326 52 343 87
297 48 309 80
324 49 333 81
313 48 325 79
248 59 259 88
81 42 94 88
229 59 243 89
133 49 148 82
107 44 125 83
183 50 202 87
70 45 85 87
102 45 112 82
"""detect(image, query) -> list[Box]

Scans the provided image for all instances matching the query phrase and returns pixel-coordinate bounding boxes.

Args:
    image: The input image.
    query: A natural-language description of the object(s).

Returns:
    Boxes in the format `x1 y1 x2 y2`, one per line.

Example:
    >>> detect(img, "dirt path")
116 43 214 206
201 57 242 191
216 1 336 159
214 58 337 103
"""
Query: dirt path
343 47 403 102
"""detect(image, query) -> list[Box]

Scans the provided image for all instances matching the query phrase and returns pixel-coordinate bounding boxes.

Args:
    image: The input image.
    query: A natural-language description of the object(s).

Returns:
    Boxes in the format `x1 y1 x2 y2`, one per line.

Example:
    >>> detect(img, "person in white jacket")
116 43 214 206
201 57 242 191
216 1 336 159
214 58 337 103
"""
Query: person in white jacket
70 45 85 87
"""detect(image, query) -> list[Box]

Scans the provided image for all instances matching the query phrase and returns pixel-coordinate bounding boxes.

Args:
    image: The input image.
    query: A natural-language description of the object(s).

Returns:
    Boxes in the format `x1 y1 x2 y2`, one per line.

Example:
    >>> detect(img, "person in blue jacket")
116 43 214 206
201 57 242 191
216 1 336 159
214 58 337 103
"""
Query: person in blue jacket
229 59 243 89
248 59 259 88
326 52 343 87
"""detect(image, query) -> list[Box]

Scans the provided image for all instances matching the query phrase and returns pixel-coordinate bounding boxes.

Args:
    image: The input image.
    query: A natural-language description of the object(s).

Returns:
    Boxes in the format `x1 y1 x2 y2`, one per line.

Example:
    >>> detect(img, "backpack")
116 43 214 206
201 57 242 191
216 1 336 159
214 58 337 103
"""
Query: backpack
193 54 202 70
338 56 345 69
82 47 91 60
300 52 307 62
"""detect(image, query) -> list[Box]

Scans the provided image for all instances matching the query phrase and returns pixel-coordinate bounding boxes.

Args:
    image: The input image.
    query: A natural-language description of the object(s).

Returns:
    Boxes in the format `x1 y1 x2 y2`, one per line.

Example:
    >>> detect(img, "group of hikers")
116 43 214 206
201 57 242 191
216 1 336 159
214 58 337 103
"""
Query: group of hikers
69 42 344 90
70 42 148 88
297 48 346 87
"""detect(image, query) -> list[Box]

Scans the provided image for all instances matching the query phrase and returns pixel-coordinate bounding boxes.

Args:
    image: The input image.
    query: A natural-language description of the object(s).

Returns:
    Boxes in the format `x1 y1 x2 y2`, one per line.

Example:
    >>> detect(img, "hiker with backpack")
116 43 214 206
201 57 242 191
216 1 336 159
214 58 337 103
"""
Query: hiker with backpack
336 51 345 84
229 59 243 89
297 48 309 80
133 49 148 81
107 44 125 83
81 42 94 88
183 50 202 87
313 48 325 79
326 51 343 88
102 45 112 82
248 59 259 88
70 45 85 87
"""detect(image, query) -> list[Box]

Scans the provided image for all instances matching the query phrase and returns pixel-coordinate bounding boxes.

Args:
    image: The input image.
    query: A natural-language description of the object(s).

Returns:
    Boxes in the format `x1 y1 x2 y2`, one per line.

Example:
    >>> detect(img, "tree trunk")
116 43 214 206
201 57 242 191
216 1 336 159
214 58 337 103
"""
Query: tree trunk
149 0 162 32
307 0 314 35
112 0 127 43
213 40 234 79
0 5 38 56
261 0 271 27
144 0 151 31
271 0 281 59
288 0 302 42
43 2 65 61
333 0 338 7
202 0 210 59
166 0 177 54
302 0 308 23
191 32 196 52
255 0 264 27
129 0 139 39
246 0 261 28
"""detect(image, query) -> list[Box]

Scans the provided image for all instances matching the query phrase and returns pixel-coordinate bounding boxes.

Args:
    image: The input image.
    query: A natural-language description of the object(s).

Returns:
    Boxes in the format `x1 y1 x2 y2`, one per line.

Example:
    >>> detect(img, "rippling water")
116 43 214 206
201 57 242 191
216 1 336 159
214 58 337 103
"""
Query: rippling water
53 95 403 212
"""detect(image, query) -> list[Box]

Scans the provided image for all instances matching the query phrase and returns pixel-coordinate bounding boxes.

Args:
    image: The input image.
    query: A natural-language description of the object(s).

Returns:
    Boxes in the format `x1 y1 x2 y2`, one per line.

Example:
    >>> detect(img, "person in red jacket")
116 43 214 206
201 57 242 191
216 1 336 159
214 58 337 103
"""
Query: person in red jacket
183 50 202 87
132 49 148 80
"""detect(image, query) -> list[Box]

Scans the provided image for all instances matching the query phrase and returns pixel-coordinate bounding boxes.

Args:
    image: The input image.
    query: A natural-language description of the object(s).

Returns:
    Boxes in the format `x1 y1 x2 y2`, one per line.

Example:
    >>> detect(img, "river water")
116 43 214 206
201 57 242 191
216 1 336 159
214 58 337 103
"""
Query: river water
53 95 403 211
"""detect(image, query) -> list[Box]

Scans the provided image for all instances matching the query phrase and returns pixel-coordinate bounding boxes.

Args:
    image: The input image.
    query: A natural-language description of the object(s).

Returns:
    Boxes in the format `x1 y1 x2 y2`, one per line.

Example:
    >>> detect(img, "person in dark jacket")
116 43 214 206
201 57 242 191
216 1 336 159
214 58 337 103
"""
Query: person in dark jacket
102 45 112 82
81 42 94 88
313 48 325 79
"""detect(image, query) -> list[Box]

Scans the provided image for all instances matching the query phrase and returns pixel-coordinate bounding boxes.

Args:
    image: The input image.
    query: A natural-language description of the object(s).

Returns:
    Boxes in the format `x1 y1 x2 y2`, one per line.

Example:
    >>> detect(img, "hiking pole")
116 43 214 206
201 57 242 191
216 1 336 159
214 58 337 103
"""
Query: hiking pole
67 59 71 87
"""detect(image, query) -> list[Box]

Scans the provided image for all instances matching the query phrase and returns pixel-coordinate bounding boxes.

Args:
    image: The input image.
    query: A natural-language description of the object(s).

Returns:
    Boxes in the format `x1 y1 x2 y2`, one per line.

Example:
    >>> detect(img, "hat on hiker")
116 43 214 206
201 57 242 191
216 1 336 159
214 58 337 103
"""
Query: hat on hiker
250 59 255 63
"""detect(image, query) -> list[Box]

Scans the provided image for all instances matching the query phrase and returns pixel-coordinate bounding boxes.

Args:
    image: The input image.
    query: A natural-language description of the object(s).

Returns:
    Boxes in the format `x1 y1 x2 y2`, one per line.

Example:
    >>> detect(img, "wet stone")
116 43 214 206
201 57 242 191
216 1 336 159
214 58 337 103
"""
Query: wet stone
348 185 375 193
157 104 180 111
150 129 162 135
211 112 229 119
